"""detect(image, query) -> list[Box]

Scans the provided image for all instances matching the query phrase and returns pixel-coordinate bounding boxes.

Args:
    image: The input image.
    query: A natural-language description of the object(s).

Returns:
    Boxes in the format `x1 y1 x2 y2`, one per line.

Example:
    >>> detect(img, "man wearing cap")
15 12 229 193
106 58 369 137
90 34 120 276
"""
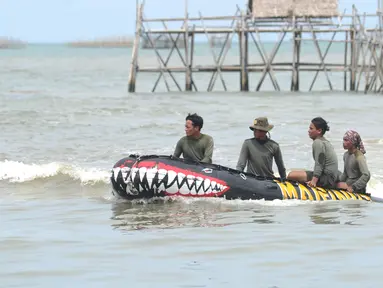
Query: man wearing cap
236 117 286 180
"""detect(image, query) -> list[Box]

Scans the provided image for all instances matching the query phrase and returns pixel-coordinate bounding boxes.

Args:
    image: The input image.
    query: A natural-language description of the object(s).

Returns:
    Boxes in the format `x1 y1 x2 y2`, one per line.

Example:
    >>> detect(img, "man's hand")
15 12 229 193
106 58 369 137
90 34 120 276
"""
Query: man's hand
347 185 353 193
307 176 318 187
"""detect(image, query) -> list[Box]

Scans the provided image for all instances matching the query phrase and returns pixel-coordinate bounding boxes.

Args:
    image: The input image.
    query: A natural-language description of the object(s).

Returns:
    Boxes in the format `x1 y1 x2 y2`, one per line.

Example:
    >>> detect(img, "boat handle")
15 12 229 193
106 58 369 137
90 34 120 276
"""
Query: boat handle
202 168 213 173
240 173 247 180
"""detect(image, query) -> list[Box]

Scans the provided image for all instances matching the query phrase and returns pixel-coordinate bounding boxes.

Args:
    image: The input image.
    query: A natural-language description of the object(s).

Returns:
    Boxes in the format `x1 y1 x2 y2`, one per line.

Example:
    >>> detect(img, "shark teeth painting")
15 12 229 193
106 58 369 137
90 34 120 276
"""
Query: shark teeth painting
112 160 229 197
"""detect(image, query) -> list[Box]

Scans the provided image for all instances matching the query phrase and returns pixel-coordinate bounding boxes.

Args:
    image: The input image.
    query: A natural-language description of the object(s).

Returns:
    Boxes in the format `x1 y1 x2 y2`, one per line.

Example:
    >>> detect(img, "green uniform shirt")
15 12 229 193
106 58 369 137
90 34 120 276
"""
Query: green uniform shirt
339 150 370 192
236 138 286 179
173 133 214 163
311 136 338 181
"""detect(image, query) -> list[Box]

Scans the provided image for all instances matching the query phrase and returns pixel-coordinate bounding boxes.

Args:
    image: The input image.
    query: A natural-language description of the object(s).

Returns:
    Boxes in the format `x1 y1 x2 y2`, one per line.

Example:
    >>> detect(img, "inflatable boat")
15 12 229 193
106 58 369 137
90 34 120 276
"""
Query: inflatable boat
110 154 373 202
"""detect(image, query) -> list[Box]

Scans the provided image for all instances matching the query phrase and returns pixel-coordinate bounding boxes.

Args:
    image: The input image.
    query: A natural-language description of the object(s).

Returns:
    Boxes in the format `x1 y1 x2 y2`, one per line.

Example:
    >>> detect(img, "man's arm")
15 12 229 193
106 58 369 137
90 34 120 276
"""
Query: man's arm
236 141 248 171
339 153 348 182
312 140 325 178
309 140 325 186
274 145 286 179
173 138 184 158
352 156 371 191
201 137 214 163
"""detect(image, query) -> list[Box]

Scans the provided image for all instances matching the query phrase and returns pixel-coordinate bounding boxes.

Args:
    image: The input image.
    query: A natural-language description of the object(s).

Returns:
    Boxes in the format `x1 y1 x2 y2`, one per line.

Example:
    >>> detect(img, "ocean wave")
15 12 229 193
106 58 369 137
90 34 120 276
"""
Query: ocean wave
0 159 111 185
2 159 383 204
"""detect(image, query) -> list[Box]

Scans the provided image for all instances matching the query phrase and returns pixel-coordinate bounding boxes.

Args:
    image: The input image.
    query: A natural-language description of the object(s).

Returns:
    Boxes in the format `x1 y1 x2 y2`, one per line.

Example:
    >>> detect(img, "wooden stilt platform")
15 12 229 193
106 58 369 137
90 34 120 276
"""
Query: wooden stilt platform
128 1 383 93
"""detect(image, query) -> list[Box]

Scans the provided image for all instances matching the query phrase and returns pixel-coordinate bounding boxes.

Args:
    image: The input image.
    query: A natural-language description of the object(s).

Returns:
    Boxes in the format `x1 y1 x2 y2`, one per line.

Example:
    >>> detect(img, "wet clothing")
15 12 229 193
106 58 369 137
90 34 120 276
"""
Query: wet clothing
173 133 214 163
236 138 286 179
339 150 370 193
306 136 339 188
307 136 339 188
306 170 338 189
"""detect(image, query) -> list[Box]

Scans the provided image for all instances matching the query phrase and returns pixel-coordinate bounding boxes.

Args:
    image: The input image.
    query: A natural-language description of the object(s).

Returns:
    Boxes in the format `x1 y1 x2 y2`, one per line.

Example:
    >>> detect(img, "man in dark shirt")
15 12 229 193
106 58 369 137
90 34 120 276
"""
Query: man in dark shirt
236 117 286 180
173 113 214 163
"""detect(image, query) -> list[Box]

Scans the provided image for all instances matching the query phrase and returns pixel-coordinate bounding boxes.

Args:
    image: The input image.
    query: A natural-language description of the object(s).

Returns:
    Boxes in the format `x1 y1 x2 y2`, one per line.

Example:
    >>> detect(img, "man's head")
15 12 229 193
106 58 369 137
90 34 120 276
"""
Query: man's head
308 117 329 140
185 113 203 137
249 117 273 139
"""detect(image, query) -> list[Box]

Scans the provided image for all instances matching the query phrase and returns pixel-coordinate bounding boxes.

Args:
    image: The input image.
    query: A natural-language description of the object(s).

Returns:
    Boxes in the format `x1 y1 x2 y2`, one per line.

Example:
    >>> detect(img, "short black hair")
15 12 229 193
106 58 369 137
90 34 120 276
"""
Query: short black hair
311 117 330 135
186 113 203 130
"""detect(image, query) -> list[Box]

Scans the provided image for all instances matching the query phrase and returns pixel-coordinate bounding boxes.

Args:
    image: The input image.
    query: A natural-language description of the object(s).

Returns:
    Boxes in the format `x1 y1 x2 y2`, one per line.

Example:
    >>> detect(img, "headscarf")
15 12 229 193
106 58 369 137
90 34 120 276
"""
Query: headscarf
344 130 366 154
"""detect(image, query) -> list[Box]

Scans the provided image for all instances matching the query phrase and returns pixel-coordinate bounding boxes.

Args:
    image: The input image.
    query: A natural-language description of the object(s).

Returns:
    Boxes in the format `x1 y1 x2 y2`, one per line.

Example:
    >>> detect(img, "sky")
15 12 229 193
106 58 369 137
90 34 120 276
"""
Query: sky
0 0 380 43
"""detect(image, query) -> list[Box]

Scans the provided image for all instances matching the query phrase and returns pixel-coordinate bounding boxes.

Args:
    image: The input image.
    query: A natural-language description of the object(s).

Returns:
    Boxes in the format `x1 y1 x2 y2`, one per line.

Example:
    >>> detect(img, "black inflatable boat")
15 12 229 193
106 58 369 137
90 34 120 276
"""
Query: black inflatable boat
110 154 371 202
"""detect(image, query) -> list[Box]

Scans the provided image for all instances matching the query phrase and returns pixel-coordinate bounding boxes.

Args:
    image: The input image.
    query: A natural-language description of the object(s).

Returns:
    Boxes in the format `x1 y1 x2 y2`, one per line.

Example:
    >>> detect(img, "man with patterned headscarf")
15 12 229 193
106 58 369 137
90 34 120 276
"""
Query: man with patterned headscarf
337 130 371 194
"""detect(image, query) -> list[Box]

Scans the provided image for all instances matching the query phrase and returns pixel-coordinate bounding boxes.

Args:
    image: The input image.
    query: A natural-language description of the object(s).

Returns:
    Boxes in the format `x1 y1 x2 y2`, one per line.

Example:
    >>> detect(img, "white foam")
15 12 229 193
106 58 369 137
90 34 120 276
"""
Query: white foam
126 195 313 207
0 160 61 182
68 165 111 185
0 159 110 185
366 176 383 202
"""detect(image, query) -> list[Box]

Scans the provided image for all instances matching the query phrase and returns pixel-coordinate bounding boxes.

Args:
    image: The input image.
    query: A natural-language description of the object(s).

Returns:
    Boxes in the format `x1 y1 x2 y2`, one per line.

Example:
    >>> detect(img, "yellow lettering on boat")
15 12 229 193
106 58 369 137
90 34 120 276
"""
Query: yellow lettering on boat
354 193 363 200
332 190 348 200
343 191 357 200
315 187 330 201
275 180 298 199
360 194 371 201
298 184 314 201
309 187 323 201
326 190 336 200
343 191 356 200
274 181 371 201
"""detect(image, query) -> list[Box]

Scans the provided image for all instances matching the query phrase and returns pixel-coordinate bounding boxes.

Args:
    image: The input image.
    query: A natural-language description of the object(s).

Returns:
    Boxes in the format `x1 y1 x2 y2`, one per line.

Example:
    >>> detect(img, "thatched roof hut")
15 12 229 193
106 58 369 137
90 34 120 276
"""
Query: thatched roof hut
249 0 339 18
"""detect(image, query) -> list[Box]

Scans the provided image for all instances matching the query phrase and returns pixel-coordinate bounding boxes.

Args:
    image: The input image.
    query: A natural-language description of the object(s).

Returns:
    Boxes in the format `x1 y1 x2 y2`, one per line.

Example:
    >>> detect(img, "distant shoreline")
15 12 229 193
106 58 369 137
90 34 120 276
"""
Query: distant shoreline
66 37 134 48
0 37 26 49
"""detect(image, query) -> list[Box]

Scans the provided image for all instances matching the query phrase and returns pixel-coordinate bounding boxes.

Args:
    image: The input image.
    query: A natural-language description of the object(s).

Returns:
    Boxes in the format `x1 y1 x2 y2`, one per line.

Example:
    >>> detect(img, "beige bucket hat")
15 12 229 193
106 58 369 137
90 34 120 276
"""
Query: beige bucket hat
249 117 274 132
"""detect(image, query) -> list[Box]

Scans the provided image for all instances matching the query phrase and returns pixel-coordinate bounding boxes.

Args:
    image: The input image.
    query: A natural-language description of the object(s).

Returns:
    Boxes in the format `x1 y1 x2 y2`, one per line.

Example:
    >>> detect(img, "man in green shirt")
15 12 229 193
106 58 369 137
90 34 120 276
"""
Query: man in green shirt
236 117 287 180
173 113 214 164
287 117 339 189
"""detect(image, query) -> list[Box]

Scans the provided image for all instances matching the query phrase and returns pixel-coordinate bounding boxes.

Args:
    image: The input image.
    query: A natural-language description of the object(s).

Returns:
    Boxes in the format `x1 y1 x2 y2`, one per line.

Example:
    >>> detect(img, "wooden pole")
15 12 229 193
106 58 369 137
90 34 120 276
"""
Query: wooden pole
380 1 383 38
365 36 375 93
378 13 383 92
128 1 142 92
356 12 367 92
190 25 196 91
350 6 356 91
296 30 301 91
142 13 382 23
138 65 364 72
240 10 249 91
291 15 300 91
142 27 383 34
344 31 348 91
184 0 192 91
